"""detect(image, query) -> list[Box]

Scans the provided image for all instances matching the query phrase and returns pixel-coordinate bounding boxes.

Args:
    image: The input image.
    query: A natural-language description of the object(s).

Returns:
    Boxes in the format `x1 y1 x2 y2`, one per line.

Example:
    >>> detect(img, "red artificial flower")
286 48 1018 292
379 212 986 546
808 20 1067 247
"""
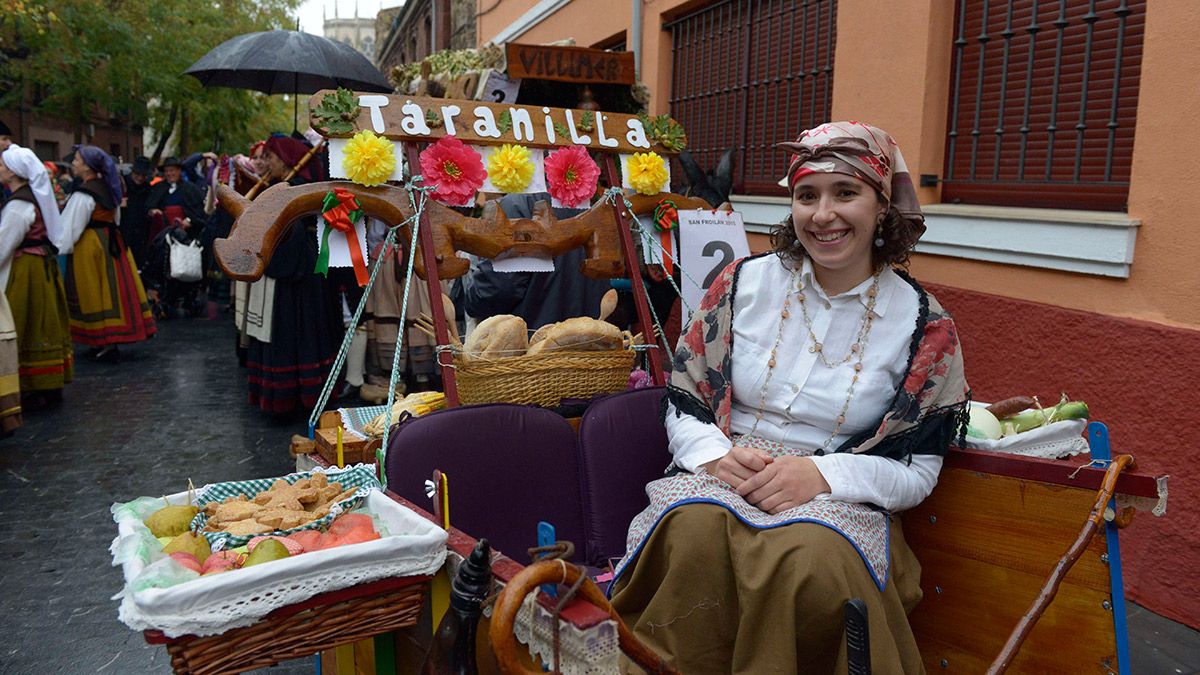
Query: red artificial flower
418 136 485 205
543 145 600 207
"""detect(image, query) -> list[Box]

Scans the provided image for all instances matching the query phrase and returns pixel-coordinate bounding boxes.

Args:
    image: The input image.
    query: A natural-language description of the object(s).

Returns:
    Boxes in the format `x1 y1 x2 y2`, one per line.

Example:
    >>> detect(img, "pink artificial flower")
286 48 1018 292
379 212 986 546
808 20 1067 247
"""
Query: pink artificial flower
418 136 485 205
543 145 600 207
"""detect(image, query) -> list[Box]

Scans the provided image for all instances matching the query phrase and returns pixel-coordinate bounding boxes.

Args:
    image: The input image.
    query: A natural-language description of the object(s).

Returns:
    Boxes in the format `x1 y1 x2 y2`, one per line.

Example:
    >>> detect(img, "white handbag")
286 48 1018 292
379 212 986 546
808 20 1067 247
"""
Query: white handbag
168 237 204 283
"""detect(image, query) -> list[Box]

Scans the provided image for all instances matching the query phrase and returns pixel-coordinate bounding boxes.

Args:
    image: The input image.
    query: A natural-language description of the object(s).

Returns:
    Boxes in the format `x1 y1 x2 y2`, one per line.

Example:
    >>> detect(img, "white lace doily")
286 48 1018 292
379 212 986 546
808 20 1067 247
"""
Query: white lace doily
964 416 1090 459
511 592 620 674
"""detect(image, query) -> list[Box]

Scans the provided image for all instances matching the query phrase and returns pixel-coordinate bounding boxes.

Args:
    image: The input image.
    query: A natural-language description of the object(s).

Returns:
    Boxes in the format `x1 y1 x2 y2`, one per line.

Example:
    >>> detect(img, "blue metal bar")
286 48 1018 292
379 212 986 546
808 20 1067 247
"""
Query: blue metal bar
1045 0 1069 180
968 0 991 180
1105 1 1132 182
1018 0 1041 181
993 1 1015 180
1088 421 1132 675
1074 0 1099 182
822 0 835 120
946 0 969 180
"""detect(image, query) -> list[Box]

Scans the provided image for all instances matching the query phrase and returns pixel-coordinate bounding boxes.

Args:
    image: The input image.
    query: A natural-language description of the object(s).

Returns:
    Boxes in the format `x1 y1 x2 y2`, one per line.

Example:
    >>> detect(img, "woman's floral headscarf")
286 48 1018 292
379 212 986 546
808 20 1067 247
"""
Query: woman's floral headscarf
777 121 924 239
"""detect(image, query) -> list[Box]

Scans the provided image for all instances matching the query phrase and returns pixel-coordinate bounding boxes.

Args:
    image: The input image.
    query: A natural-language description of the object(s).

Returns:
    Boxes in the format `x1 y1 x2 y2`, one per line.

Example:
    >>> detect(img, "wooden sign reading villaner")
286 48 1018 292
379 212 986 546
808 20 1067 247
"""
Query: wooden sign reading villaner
309 93 684 155
505 43 636 85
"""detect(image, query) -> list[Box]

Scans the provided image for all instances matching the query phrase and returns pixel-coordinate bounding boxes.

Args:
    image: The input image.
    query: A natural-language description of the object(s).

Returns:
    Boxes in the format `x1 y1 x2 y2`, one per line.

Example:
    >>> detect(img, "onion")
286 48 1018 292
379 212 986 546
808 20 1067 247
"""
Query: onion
967 406 1002 440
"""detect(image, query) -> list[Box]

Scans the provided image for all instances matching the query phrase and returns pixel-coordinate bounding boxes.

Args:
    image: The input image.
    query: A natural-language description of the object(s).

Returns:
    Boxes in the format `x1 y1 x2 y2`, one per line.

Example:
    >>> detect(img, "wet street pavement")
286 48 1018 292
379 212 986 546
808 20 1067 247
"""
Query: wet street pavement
0 318 314 674
0 316 1196 674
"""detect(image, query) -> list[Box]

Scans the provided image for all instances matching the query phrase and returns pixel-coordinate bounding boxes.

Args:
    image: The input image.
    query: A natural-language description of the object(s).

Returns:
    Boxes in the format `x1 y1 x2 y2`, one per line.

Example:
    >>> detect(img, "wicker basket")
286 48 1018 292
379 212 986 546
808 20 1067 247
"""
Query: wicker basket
453 349 636 407
144 576 427 675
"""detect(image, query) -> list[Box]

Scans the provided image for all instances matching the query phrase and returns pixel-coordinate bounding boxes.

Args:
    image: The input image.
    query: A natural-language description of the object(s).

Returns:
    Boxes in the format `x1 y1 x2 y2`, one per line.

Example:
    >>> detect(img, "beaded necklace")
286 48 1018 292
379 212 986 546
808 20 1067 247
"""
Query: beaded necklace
747 265 882 453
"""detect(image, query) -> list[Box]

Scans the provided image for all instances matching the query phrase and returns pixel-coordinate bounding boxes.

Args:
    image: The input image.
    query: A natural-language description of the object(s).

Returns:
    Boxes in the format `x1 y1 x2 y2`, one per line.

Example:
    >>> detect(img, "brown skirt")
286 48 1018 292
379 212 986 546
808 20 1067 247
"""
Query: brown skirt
610 503 926 675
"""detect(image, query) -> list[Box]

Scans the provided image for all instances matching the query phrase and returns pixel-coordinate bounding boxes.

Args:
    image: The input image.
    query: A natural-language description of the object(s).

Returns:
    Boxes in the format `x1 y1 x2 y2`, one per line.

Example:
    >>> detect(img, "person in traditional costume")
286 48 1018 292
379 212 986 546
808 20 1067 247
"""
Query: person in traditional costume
0 146 73 412
243 135 342 415
60 145 156 360
610 123 970 674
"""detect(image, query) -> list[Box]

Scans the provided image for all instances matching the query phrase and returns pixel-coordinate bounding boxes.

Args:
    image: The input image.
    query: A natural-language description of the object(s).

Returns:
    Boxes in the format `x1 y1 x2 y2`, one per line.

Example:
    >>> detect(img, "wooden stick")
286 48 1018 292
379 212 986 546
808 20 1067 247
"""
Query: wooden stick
405 143 459 407
601 156 664 385
414 314 461 349
986 454 1135 674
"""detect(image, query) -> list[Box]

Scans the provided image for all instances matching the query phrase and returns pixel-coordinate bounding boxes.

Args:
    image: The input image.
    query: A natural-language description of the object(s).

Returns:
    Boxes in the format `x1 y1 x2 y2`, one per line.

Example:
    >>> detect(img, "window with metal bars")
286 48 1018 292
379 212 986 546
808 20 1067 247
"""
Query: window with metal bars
666 0 836 196
942 0 1144 211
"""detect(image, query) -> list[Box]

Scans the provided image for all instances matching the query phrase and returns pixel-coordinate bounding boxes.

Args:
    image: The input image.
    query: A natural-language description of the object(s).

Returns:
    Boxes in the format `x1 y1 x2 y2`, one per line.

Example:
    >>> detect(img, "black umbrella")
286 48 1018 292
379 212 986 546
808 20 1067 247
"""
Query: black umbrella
185 30 392 94
185 29 393 129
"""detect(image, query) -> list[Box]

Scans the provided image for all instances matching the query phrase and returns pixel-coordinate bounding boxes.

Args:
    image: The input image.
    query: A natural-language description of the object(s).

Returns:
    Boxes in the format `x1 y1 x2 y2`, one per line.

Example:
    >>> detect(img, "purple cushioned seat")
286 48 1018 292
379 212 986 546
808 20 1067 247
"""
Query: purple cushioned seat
384 403 587 563
576 387 672 567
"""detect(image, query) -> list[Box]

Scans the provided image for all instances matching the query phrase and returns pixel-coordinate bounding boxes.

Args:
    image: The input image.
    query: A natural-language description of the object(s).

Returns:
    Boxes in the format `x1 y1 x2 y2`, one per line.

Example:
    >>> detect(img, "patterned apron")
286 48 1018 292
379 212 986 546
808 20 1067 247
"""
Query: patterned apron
613 435 892 592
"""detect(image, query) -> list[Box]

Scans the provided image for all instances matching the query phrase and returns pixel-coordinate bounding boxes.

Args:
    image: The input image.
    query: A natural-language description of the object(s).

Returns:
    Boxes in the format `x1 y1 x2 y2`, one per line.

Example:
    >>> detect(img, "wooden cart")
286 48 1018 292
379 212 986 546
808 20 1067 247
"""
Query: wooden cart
212 75 1168 672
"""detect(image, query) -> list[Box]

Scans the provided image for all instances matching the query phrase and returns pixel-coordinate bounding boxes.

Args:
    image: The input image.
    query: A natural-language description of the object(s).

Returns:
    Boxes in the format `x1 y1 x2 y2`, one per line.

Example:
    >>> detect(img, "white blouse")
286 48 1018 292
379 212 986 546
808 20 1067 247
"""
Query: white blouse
0 200 36 289
665 255 942 511
59 191 121 255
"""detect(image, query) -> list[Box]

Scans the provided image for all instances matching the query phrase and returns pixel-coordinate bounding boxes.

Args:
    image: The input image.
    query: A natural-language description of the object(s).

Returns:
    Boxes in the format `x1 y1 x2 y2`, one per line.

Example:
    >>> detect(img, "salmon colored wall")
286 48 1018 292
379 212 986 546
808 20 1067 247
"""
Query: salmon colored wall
475 0 540 44
829 0 954 206
508 6 630 53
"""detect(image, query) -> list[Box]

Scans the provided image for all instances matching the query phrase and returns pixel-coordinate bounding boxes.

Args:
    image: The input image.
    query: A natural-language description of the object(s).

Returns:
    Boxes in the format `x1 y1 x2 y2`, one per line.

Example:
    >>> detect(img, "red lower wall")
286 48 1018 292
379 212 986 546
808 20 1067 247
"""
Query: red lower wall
926 283 1199 629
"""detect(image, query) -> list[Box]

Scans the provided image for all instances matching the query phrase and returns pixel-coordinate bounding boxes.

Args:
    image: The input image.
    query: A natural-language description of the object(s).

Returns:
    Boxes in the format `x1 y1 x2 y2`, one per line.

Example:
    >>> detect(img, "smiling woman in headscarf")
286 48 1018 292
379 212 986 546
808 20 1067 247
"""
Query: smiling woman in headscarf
59 145 155 360
609 122 969 673
0 146 73 410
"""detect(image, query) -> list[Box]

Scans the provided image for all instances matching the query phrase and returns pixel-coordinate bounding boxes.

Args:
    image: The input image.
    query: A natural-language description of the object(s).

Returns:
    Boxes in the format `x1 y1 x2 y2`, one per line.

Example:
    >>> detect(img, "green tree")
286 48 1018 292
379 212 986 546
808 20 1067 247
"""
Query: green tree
0 0 300 160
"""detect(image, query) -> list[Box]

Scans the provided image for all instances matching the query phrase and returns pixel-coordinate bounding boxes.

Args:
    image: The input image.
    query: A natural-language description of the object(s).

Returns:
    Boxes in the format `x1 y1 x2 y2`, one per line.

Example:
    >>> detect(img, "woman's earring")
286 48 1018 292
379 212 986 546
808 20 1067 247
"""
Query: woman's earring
874 214 885 248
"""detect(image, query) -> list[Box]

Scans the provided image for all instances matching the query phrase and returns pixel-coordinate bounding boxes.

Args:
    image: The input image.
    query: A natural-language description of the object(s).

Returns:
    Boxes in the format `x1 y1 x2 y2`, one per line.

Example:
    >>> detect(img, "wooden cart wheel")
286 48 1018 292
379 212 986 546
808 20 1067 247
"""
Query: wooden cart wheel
489 561 680 675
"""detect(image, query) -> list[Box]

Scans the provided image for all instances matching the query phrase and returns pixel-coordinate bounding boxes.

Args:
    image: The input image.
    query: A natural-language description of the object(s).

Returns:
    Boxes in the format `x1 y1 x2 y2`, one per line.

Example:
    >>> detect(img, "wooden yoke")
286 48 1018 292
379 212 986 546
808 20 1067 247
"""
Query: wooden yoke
410 196 629 280
212 180 629 282
213 182 415 281
213 181 708 282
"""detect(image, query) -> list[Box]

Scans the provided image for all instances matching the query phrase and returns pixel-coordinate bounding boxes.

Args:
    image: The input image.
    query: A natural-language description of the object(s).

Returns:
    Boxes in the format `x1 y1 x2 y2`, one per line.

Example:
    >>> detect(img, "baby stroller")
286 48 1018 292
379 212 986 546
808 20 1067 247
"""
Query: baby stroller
143 225 207 319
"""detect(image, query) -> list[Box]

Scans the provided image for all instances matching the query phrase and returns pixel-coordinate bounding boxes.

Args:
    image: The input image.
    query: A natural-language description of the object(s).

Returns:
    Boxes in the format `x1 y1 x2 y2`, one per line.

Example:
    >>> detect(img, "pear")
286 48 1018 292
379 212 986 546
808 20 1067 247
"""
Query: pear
145 504 199 538
162 531 212 565
243 538 290 567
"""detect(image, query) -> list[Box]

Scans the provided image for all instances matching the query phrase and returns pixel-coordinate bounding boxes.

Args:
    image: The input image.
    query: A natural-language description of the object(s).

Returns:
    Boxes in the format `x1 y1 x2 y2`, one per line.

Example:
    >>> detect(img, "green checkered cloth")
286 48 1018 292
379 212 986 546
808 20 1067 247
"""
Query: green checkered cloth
339 405 389 440
191 465 382 550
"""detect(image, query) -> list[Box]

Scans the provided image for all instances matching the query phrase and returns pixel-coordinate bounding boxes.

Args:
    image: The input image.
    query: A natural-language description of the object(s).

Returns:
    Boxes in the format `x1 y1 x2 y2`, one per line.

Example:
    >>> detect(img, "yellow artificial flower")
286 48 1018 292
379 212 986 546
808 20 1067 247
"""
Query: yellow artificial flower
342 130 397 187
627 152 669 196
487 144 535 193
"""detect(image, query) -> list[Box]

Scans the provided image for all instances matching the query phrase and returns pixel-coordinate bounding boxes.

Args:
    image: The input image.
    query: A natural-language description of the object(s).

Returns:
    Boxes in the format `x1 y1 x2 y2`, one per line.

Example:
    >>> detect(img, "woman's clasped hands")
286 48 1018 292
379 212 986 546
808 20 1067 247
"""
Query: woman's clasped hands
701 445 832 515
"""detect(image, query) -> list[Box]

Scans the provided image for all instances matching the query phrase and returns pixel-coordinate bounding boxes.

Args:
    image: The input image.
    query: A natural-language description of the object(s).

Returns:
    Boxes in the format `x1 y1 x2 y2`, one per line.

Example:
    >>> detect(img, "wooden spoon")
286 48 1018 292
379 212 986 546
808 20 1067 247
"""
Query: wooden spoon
598 288 619 323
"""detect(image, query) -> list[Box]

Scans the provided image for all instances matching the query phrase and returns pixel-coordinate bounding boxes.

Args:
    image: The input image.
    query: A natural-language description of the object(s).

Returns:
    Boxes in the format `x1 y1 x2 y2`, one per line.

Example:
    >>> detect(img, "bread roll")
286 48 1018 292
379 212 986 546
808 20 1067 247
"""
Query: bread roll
529 323 555 346
525 317 623 355
463 314 529 360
